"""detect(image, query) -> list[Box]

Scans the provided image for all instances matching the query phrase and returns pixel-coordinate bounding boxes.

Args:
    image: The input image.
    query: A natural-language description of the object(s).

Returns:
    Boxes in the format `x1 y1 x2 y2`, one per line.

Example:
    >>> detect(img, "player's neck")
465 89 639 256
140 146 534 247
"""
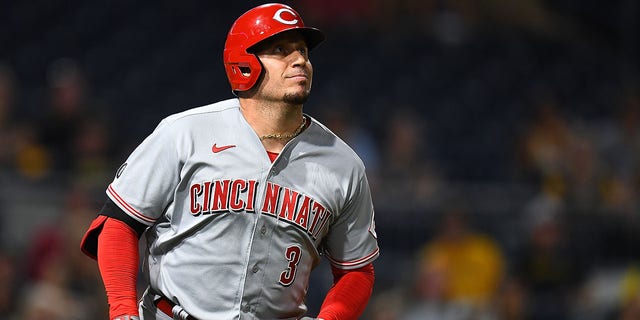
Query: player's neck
239 98 305 152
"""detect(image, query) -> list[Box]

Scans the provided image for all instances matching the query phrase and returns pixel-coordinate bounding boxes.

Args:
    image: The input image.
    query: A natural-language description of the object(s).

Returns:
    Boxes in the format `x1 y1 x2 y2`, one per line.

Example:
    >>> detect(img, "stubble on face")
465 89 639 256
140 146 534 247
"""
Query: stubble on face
283 90 310 105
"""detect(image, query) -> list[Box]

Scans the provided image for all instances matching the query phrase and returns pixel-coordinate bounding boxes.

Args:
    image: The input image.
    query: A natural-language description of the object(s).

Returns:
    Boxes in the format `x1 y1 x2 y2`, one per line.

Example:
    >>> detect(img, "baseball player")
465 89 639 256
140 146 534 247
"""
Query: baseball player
80 3 379 320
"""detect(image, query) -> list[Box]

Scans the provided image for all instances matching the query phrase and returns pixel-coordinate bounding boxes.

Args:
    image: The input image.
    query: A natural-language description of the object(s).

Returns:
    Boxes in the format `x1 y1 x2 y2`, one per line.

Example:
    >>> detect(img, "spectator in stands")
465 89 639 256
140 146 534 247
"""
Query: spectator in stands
512 192 586 320
617 265 640 320
0 249 17 317
37 58 93 176
70 116 115 194
16 187 108 319
0 63 16 170
377 108 444 211
515 98 574 196
0 63 50 180
405 207 506 319
599 89 640 216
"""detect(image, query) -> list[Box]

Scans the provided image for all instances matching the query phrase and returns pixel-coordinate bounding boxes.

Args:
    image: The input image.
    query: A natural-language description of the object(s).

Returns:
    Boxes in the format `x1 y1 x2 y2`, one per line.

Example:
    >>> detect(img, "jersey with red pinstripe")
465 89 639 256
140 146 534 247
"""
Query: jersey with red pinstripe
106 98 379 319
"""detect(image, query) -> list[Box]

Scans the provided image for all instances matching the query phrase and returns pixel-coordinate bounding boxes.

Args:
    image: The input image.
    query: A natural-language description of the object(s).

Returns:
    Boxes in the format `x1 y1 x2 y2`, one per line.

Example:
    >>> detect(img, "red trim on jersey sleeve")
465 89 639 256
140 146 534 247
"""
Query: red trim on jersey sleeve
98 218 140 318
325 247 380 269
107 184 156 224
317 263 375 320
80 215 109 259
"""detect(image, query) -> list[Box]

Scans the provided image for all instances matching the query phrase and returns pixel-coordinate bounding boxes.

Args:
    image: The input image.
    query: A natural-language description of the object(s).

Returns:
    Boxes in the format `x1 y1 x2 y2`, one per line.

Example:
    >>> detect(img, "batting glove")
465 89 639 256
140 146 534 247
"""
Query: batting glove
113 316 140 320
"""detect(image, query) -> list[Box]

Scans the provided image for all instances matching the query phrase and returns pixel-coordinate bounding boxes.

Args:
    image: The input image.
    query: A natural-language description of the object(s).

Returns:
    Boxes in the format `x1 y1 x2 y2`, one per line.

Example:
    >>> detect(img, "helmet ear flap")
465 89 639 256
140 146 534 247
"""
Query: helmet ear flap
223 50 263 92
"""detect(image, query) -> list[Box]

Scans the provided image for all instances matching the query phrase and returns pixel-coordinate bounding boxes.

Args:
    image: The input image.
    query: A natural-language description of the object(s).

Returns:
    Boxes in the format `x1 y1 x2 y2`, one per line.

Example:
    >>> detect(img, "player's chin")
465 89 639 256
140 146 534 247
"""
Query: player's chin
283 90 310 105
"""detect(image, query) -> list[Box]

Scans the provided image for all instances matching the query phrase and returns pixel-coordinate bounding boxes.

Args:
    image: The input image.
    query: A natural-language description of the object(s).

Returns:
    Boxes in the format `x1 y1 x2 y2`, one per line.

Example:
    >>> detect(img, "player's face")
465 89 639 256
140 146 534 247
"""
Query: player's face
253 31 313 105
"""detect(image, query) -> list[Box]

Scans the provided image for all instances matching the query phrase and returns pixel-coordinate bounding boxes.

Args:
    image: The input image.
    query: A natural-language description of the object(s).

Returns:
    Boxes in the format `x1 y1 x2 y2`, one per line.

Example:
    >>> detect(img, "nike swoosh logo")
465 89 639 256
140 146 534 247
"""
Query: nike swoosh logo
212 143 236 153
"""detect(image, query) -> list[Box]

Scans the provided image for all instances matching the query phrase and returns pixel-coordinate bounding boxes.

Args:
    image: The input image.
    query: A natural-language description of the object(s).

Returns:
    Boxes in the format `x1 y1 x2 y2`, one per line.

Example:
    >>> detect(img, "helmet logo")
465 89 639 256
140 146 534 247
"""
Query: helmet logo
273 8 299 25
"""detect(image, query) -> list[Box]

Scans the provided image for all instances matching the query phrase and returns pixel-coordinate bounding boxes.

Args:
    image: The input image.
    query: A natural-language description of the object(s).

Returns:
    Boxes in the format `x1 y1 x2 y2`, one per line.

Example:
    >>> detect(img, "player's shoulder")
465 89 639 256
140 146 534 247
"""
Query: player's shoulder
162 98 239 124
306 116 367 171
149 98 240 135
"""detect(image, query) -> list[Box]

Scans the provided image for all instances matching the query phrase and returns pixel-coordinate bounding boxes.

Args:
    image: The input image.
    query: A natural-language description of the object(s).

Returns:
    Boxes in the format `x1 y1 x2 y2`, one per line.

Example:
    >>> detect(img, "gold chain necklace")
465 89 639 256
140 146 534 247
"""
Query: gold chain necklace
260 117 307 141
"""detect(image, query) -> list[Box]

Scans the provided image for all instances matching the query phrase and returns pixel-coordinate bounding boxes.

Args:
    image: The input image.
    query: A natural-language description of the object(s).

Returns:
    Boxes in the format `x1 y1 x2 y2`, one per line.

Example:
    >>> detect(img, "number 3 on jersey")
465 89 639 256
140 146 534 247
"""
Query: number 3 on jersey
279 245 302 286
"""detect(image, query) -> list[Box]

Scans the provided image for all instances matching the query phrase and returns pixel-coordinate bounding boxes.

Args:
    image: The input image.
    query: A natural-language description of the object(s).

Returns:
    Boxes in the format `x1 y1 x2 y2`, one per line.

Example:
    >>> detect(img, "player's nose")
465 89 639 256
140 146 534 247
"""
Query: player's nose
289 50 308 67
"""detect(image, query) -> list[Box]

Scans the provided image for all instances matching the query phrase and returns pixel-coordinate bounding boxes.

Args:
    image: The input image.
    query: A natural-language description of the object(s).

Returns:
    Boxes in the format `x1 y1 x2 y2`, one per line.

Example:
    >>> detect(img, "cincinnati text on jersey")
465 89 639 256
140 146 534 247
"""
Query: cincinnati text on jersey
189 179 333 240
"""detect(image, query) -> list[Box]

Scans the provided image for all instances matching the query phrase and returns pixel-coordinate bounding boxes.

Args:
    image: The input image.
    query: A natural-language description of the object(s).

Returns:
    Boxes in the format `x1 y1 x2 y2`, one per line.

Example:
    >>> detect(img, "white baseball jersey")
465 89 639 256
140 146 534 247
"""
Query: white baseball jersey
107 98 379 319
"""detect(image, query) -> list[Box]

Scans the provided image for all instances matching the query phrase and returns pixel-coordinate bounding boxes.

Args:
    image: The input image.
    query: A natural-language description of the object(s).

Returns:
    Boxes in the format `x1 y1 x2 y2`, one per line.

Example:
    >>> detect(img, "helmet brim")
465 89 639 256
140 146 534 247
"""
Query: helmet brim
248 27 325 53
299 27 325 51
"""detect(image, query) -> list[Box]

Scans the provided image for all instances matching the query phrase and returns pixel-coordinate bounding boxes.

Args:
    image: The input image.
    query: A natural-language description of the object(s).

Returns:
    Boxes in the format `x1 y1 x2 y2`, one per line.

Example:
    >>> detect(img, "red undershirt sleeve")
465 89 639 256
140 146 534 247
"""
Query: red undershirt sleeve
97 217 140 319
317 263 375 320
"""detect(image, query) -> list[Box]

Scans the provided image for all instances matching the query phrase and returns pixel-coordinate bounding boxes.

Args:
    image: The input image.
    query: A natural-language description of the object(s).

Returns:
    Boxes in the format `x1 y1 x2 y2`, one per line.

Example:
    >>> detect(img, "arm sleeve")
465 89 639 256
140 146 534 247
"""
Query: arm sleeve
98 217 140 319
317 263 375 320
80 199 146 259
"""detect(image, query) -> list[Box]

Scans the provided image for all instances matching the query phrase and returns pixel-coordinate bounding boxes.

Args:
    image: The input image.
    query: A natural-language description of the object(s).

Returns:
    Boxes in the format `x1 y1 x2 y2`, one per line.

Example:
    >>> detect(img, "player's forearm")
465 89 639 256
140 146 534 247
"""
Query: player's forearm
97 218 140 318
317 264 375 320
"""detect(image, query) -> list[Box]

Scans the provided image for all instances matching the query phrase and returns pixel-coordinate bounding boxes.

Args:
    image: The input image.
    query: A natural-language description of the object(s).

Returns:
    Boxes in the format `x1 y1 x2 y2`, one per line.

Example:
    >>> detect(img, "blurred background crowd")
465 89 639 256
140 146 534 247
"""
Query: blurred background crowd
1 0 639 319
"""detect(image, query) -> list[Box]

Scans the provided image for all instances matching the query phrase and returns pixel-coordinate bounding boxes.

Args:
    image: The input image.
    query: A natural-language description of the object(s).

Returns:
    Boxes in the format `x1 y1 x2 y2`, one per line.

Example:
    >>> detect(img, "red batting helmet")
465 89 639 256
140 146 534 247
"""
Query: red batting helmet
223 3 325 92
